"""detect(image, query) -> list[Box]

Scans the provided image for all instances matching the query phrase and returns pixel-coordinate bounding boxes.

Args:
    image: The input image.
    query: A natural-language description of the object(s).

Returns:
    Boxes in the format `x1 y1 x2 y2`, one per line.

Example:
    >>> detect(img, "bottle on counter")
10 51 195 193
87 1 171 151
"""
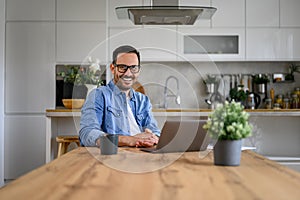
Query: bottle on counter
282 98 290 109
295 87 300 108
270 88 275 106
273 103 281 110
275 94 283 108
291 94 299 109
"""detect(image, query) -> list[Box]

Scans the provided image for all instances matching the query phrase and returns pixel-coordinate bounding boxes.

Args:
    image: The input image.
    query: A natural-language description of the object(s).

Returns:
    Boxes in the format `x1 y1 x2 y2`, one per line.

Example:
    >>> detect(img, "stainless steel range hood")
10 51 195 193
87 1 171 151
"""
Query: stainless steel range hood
115 0 217 25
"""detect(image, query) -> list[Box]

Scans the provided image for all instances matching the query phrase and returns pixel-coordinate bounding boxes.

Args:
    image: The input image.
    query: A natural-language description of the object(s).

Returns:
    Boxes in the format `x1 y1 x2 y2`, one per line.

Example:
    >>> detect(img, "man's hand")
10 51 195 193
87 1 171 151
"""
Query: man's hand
118 129 159 147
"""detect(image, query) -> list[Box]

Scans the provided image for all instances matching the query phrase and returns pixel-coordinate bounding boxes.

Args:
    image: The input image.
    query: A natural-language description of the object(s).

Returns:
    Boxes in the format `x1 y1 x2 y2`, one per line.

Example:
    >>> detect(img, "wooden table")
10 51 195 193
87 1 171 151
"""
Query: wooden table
2 147 299 200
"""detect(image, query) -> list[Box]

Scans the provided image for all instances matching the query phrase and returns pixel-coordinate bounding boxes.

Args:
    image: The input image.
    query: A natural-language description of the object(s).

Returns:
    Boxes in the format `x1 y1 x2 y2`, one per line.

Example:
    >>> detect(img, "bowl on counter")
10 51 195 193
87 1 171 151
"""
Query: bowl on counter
62 99 85 109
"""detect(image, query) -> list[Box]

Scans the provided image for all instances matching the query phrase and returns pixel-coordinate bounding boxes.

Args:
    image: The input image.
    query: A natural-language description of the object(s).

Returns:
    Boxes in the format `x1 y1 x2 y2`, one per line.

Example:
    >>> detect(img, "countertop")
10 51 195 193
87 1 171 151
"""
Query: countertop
46 108 300 117
1 147 300 200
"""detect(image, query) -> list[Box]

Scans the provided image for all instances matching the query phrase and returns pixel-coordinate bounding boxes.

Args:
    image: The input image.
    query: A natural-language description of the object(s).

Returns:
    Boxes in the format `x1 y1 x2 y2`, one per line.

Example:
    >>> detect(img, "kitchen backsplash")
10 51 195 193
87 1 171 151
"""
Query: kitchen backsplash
138 61 300 109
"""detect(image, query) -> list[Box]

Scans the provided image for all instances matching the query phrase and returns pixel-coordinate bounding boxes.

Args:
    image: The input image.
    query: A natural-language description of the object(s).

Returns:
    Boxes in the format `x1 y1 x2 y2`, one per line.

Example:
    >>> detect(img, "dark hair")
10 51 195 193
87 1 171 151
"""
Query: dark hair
112 45 140 65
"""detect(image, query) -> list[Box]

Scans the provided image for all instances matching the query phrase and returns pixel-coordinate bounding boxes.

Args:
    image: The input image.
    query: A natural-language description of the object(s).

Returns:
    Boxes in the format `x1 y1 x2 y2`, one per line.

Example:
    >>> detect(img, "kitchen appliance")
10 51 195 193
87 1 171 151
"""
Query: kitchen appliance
246 93 260 109
115 0 217 25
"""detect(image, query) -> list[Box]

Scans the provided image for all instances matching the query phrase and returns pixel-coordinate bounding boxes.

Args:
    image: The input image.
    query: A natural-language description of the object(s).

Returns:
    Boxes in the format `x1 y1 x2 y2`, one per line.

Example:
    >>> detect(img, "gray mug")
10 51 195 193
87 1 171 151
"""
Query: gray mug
99 134 118 155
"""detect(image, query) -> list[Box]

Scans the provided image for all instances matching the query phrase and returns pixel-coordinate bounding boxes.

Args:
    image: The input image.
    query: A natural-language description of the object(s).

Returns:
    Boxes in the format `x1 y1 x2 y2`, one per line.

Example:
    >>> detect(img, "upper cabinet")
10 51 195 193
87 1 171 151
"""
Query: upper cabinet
109 27 177 61
280 0 300 27
108 0 143 27
212 0 245 27
246 0 279 27
6 0 55 21
56 0 107 63
56 22 107 63
57 0 106 21
5 22 55 113
246 28 300 61
177 28 245 61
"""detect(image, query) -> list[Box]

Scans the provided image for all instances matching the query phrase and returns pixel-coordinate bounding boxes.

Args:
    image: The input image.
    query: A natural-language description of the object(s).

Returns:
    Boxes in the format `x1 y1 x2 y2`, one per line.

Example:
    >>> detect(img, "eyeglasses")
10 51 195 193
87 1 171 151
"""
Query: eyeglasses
114 64 141 74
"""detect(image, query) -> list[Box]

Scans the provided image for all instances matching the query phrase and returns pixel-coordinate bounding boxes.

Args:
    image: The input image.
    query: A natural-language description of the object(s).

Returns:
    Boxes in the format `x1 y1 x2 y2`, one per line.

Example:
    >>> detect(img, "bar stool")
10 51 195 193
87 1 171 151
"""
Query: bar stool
56 135 80 158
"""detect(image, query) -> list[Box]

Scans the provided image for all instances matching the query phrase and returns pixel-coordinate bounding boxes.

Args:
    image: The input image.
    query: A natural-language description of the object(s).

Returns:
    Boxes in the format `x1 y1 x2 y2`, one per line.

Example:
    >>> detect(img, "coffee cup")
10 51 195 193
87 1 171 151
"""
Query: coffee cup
99 134 118 155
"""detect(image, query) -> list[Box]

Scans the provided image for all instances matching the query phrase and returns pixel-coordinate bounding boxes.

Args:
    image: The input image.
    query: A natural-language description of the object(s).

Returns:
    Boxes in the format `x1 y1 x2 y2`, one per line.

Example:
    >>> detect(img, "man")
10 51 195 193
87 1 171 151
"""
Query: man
79 45 160 147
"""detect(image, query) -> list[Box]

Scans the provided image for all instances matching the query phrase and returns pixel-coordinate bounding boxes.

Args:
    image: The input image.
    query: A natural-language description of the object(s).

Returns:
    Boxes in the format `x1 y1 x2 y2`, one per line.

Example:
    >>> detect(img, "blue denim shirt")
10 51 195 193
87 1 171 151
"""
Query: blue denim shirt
79 80 161 146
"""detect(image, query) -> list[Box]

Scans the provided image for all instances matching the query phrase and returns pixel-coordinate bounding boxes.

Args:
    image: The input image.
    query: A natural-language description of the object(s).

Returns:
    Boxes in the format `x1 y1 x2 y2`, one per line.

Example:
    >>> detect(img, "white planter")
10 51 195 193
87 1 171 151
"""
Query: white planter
85 84 97 97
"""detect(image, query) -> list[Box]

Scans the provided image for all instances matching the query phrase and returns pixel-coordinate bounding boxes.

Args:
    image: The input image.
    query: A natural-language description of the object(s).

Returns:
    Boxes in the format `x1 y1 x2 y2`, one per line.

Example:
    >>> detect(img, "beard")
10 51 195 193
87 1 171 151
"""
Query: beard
114 72 137 92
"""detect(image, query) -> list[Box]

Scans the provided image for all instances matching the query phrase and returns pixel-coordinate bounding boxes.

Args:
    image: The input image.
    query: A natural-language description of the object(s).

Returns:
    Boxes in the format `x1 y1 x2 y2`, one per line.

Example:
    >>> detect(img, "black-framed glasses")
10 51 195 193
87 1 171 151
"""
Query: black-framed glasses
114 64 141 74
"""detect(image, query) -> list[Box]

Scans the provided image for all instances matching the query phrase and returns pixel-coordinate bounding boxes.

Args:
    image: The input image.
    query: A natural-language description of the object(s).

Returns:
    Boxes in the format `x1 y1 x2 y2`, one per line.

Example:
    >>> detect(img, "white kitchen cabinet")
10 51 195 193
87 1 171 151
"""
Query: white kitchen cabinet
56 22 107 63
246 28 300 61
6 0 55 21
212 0 245 27
280 0 300 27
5 22 55 113
179 0 211 27
177 28 245 61
246 0 279 27
109 27 177 61
108 0 143 27
57 0 106 21
0 0 4 187
4 116 46 179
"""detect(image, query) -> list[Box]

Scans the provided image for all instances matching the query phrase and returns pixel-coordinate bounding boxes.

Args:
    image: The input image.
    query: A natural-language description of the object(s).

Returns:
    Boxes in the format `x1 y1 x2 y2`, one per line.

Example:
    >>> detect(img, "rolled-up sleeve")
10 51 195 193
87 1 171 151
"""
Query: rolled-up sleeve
79 89 105 146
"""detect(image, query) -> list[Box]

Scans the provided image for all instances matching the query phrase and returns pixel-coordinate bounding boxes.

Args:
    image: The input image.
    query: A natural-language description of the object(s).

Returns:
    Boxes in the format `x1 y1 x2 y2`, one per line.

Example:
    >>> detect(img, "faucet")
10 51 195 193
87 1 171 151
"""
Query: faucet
163 76 181 109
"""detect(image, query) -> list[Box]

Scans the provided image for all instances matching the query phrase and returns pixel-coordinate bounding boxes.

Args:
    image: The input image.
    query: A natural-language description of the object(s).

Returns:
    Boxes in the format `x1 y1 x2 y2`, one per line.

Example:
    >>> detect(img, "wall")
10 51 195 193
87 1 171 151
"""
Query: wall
0 0 5 187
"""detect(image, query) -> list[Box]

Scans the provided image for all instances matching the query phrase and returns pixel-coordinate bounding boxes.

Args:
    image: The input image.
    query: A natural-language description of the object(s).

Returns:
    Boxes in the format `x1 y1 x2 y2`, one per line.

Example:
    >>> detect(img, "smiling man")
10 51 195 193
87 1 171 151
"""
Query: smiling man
79 45 160 147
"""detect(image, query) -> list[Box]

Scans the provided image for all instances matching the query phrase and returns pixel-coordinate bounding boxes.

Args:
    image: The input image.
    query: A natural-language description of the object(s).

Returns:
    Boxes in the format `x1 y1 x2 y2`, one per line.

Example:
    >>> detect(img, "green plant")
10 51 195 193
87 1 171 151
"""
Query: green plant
203 101 252 140
286 63 300 81
57 66 80 84
229 86 247 102
57 60 103 86
252 74 270 84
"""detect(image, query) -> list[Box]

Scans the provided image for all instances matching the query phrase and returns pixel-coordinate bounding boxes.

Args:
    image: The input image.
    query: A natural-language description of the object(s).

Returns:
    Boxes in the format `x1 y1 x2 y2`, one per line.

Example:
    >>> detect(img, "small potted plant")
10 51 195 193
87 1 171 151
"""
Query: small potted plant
285 63 300 81
203 101 252 166
57 58 104 99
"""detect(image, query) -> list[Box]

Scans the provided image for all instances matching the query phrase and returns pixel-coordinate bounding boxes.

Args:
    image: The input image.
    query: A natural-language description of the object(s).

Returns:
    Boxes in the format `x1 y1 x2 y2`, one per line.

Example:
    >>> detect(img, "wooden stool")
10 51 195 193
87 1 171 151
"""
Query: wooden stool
56 135 80 158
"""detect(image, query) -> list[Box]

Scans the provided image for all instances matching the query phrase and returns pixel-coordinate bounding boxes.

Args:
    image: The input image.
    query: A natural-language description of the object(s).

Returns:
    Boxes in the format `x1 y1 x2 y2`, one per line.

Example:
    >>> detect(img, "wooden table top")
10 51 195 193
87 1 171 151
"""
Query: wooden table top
1 147 300 200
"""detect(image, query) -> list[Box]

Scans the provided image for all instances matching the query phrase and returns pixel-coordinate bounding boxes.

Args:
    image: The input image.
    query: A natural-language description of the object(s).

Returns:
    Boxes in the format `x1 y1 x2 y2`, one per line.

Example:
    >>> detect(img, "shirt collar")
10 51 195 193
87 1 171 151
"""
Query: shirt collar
108 80 137 101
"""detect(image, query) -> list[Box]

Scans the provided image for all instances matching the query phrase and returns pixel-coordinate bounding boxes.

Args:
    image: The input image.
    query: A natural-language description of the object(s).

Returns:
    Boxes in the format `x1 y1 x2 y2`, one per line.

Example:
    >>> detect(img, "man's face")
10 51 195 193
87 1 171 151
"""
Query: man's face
110 53 140 92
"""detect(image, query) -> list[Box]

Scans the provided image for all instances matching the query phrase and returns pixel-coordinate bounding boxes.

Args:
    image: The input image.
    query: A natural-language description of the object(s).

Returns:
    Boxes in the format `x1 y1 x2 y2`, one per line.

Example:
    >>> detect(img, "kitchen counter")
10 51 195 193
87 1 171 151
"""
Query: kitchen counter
45 108 300 171
46 108 300 117
1 147 300 200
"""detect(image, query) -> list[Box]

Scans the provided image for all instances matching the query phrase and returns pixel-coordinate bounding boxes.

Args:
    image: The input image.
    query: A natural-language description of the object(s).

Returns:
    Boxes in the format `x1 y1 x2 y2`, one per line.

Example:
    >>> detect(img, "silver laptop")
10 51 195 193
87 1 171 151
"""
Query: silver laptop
141 120 210 153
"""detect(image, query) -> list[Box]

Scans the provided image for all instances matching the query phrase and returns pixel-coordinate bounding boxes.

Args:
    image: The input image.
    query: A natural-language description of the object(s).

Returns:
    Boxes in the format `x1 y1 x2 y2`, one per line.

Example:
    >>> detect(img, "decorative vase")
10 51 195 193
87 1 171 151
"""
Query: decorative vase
72 85 88 99
63 82 74 99
85 84 97 97
213 139 242 166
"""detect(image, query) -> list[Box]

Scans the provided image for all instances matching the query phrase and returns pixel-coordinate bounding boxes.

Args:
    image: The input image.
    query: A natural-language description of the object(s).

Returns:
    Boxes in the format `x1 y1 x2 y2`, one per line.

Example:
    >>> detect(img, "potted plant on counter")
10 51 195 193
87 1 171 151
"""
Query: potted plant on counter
203 101 252 166
57 57 104 100
57 66 87 99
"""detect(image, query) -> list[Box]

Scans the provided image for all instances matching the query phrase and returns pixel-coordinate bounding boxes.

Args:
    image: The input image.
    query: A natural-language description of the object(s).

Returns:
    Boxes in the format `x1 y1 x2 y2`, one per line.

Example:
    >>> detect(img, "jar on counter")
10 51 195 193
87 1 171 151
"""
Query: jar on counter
273 103 281 110
291 94 299 109
265 98 272 109
282 98 290 109
275 94 283 108
295 87 300 96
295 87 300 108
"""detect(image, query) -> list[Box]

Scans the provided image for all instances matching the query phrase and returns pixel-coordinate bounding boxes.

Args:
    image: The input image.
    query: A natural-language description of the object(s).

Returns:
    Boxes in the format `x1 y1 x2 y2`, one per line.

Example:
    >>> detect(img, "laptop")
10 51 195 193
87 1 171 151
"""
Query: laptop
141 120 210 153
